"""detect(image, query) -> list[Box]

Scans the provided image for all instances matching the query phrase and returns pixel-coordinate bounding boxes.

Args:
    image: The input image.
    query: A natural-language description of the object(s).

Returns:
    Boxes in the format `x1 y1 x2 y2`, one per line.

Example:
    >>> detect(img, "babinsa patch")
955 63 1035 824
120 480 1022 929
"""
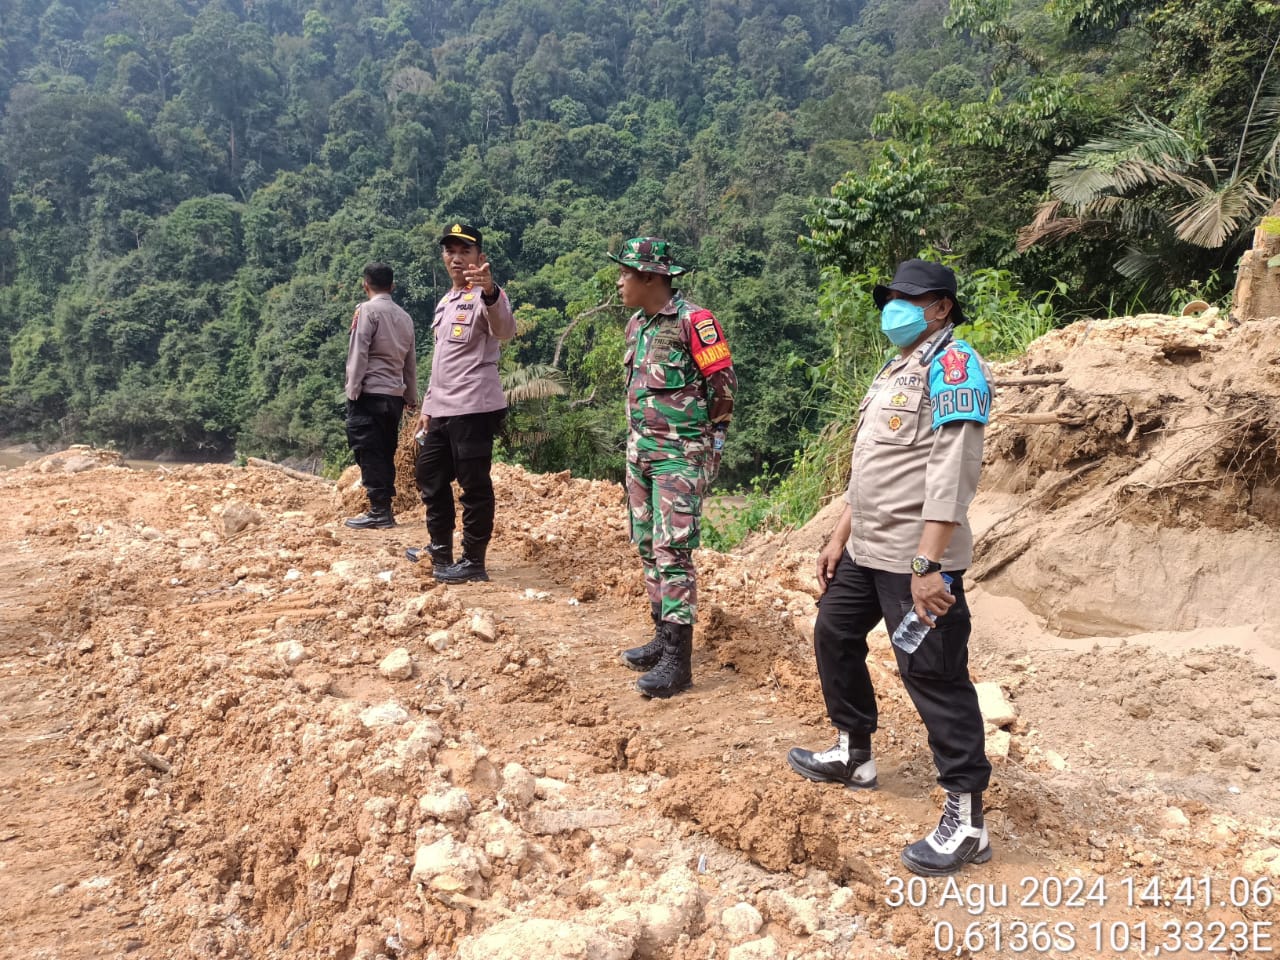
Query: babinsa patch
688 309 733 375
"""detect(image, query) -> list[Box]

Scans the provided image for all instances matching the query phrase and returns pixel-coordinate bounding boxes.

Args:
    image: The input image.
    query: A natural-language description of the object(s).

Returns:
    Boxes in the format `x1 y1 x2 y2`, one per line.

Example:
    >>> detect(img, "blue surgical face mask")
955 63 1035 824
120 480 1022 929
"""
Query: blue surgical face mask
880 298 937 347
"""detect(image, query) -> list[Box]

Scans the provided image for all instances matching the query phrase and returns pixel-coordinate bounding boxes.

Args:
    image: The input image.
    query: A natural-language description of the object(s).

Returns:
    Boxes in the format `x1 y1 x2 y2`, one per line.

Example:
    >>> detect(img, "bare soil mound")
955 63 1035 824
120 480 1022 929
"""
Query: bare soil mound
976 311 1280 640
2 312 1279 960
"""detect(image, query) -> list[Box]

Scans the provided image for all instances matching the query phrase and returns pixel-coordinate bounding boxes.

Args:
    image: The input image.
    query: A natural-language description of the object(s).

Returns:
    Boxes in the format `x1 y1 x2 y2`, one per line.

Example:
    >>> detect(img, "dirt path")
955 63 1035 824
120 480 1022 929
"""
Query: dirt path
0 442 1277 959
0 551 144 959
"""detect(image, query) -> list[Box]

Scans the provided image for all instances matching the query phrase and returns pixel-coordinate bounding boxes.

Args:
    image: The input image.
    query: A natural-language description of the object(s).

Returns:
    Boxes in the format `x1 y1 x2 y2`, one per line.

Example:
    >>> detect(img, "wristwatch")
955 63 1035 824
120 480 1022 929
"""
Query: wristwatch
911 555 943 577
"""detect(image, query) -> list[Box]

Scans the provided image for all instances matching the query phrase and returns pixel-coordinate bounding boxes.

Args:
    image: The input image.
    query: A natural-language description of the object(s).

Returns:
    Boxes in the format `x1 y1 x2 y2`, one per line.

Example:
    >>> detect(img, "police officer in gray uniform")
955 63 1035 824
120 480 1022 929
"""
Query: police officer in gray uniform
343 262 417 530
787 259 995 877
405 224 517 582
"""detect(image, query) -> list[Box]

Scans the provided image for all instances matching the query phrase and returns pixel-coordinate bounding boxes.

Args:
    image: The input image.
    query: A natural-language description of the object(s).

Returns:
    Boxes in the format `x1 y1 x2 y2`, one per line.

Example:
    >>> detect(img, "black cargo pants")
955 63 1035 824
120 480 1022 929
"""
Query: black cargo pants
345 393 406 506
813 548 991 793
414 409 506 555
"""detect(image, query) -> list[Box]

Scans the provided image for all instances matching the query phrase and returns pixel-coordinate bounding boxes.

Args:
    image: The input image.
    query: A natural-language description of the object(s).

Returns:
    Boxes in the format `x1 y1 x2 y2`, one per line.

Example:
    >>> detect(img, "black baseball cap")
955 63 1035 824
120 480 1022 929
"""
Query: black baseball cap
439 222 482 247
873 259 965 324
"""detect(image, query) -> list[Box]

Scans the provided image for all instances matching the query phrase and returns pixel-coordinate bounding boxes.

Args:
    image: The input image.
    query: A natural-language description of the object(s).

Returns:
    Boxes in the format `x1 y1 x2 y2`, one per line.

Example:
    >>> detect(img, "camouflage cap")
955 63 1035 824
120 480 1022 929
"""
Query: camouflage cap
607 237 689 277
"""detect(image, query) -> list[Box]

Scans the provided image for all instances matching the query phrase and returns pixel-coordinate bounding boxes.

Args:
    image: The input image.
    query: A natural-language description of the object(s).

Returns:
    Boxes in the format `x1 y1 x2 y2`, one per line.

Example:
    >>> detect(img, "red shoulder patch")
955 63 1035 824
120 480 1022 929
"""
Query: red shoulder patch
350 307 361 333
687 309 732 375
940 346 971 385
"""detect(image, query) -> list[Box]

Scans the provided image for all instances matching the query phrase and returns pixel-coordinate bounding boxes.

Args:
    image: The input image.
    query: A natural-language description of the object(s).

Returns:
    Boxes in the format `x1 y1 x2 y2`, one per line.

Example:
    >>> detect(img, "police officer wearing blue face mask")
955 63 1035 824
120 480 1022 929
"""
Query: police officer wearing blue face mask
787 258 996 877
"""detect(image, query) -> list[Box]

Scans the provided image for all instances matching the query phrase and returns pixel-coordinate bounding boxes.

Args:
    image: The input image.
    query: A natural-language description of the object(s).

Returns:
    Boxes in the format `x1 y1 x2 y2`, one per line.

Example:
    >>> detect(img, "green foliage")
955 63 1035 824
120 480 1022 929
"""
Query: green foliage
1025 106 1277 299
701 467 787 550
800 146 954 275
498 399 625 480
149 195 245 283
0 0 1273 503
962 269 1063 357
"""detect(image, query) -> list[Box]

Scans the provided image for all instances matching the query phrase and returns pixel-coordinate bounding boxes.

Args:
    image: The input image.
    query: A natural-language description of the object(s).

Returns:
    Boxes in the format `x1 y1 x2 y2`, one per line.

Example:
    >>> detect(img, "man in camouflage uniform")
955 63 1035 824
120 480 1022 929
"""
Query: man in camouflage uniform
609 237 737 698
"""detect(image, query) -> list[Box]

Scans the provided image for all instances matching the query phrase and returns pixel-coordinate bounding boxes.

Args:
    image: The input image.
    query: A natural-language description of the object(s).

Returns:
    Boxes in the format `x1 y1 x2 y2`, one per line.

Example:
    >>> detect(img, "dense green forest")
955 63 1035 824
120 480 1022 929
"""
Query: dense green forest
1 0 1276 496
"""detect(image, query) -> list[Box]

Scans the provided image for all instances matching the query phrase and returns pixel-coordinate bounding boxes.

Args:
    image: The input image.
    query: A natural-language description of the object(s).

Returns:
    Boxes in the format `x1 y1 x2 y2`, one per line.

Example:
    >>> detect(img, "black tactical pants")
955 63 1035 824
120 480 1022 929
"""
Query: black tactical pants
414 409 506 554
813 549 991 793
345 393 406 505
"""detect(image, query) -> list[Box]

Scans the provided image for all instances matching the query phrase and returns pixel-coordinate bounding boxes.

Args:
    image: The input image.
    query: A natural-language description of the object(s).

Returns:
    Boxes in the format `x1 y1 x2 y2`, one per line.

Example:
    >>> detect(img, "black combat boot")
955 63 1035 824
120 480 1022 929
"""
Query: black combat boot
786 731 878 789
344 501 395 529
637 623 693 698
621 602 665 671
435 541 489 583
901 790 992 876
405 541 453 572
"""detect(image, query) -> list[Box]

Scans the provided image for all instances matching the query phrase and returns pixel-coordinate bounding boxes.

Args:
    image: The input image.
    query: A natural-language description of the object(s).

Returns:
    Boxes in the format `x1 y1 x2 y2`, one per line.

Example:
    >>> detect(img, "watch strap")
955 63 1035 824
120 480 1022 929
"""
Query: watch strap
911 555 943 576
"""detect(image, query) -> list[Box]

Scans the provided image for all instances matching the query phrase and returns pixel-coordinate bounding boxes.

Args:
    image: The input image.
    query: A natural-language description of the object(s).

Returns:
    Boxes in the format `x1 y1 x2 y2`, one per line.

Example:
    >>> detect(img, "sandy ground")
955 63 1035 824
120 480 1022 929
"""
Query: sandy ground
2 313 1279 960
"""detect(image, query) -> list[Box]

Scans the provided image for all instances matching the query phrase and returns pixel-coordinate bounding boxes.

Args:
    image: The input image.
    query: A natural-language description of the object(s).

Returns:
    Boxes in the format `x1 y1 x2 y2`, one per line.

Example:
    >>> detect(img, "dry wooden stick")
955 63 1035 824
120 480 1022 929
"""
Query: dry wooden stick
1124 477 1232 495
972 460 1104 579
992 375 1068 387
999 412 1087 426
245 457 332 484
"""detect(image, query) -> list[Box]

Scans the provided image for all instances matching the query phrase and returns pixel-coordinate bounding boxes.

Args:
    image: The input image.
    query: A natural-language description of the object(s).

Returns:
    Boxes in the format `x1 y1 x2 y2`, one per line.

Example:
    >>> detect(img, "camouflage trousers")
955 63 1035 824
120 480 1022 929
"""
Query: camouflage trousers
626 455 704 626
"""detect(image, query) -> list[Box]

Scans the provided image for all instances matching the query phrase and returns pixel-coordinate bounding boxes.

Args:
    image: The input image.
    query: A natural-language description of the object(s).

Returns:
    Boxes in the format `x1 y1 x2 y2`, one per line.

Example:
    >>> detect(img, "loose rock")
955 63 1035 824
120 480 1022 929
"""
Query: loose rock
378 648 413 680
419 787 472 822
727 936 780 960
359 702 410 729
455 918 633 960
975 681 1017 727
721 902 764 940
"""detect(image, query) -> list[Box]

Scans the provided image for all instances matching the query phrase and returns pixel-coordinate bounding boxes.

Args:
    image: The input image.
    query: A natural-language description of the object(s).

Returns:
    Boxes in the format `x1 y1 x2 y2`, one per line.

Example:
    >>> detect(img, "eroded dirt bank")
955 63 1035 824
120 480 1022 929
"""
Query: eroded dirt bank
2 313 1279 960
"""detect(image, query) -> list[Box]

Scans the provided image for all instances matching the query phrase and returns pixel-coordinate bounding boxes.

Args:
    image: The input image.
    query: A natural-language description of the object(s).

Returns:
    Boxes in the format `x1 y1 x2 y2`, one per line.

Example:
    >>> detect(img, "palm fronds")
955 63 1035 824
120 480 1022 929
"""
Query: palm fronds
502 363 566 405
1169 177 1267 249
1022 105 1279 291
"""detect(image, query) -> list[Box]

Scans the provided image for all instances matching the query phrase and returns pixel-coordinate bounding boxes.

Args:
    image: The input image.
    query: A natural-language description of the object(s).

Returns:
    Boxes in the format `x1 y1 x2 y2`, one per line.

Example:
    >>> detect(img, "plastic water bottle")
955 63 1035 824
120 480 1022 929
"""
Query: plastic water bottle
891 574 953 654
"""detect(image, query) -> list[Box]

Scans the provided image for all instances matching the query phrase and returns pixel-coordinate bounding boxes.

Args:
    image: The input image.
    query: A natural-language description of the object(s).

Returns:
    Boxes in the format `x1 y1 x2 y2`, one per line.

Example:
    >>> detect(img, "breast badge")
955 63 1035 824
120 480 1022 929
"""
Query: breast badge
888 415 903 432
890 392 908 407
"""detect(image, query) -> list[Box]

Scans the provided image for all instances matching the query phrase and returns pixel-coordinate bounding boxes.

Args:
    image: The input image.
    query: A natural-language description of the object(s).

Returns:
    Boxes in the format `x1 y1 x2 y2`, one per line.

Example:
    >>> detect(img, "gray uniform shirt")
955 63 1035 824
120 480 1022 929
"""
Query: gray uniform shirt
345 292 417 405
843 330 989 573
421 286 517 417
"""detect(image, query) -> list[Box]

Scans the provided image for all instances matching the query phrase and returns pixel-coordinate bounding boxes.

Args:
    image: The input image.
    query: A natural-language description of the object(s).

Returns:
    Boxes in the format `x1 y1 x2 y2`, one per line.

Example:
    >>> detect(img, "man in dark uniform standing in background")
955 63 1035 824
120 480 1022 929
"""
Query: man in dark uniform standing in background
610 236 737 699
405 223 517 583
786 259 994 876
343 262 417 530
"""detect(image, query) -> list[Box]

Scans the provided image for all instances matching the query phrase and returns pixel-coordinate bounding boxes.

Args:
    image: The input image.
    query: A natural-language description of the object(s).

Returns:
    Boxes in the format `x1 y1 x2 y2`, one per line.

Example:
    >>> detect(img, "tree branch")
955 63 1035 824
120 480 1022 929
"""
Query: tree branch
553 301 619 369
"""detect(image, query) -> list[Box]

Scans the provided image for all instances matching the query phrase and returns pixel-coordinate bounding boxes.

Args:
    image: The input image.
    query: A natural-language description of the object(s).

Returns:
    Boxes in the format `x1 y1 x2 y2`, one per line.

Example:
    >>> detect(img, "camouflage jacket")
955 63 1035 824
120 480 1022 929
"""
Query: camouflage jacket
624 293 736 461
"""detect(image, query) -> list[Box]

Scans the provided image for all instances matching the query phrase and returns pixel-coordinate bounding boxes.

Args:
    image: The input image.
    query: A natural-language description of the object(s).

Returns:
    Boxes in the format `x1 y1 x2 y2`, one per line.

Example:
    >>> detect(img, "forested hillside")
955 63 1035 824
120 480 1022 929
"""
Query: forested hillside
1 0 1276 488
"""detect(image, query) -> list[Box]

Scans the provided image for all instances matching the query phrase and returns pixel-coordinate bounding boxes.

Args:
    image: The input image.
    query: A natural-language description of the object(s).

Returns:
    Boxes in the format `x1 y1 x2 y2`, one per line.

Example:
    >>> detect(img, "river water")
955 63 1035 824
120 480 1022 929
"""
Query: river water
0 450 227 471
